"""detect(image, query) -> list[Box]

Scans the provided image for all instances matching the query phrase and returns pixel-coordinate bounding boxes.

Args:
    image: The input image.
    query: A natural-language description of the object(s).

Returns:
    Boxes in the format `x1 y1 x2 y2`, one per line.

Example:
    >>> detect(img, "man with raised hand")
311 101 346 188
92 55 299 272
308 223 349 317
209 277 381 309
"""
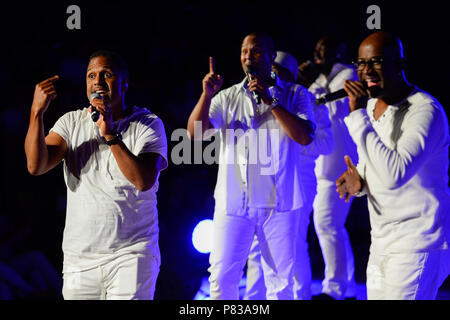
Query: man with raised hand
25 50 168 300
244 51 333 300
187 32 315 299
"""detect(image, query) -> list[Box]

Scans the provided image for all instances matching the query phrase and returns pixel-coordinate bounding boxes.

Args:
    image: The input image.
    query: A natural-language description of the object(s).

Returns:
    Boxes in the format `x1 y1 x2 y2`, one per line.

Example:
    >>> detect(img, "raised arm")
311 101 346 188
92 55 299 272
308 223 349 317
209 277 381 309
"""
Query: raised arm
187 57 223 140
25 75 68 175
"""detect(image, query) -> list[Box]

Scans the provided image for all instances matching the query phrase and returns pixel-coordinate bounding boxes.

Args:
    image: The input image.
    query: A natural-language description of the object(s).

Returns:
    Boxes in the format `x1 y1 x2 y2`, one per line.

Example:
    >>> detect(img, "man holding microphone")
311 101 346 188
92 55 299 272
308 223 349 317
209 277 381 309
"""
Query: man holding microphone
187 32 315 299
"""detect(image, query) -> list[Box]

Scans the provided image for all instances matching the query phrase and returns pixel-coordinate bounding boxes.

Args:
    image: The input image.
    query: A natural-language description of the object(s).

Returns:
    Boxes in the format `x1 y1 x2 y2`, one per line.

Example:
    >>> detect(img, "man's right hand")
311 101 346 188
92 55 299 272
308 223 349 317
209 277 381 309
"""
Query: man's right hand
31 75 59 116
343 80 369 113
202 57 223 98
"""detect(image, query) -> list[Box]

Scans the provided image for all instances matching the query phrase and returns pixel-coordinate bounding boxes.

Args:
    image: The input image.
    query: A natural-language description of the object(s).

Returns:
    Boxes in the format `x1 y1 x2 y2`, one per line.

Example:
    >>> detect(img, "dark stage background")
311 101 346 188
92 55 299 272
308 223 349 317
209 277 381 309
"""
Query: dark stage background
0 0 448 299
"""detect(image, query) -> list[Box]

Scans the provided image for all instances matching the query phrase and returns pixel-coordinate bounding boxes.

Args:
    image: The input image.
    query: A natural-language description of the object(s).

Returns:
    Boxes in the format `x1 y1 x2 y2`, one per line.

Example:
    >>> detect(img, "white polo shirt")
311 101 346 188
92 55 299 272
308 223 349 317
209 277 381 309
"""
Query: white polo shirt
208 76 315 214
51 106 168 272
345 88 450 253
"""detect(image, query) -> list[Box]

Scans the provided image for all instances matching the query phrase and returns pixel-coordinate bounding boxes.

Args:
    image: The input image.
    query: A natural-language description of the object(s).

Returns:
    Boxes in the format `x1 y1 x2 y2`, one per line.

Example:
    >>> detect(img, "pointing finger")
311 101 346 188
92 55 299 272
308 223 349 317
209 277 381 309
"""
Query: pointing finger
40 75 60 86
344 155 355 170
209 57 215 74
45 75 60 84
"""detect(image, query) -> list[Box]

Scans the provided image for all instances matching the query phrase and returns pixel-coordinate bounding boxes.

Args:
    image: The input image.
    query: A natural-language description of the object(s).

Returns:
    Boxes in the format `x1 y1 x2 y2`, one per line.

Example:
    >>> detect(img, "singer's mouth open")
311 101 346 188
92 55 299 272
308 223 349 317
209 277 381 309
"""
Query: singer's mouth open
365 78 381 88
92 88 109 98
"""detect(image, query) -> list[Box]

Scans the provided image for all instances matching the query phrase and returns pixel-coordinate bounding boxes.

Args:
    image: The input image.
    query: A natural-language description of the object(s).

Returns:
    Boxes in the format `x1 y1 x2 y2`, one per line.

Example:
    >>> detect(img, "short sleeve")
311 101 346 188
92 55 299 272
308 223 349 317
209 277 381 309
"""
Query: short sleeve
208 92 225 129
136 116 168 171
292 85 315 127
49 111 75 146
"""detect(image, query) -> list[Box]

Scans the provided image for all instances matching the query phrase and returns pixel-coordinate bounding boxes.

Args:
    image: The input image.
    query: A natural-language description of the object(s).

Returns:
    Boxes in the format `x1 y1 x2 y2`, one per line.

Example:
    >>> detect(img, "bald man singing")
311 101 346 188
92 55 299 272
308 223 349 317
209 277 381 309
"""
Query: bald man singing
337 31 450 299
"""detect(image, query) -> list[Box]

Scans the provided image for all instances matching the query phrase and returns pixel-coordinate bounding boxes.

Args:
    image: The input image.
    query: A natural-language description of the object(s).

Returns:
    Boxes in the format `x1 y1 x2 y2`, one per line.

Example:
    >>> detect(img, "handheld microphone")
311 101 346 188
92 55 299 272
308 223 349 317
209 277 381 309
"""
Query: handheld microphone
315 82 367 105
89 92 101 122
315 89 347 105
245 65 261 104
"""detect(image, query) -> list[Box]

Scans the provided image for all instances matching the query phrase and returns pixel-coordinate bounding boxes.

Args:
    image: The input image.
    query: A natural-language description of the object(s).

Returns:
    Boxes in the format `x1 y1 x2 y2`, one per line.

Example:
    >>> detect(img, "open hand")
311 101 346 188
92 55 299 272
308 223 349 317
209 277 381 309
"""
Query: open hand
336 155 363 202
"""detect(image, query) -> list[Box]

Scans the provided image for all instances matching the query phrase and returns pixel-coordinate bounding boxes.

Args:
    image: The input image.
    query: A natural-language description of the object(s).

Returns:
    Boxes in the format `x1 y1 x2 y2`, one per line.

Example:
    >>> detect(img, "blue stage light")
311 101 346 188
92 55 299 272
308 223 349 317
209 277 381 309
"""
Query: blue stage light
192 219 214 254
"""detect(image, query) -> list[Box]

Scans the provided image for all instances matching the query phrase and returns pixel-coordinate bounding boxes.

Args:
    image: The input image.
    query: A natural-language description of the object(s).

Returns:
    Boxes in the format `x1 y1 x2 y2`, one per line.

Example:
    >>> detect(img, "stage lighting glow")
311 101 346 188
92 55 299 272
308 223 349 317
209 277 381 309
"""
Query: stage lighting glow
192 219 213 254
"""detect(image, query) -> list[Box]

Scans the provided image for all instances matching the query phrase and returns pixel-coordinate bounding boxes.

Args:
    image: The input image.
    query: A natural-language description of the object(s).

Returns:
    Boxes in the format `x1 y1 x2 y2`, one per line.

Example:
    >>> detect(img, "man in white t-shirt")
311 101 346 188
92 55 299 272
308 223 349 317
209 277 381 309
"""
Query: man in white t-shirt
24 50 168 300
338 31 450 299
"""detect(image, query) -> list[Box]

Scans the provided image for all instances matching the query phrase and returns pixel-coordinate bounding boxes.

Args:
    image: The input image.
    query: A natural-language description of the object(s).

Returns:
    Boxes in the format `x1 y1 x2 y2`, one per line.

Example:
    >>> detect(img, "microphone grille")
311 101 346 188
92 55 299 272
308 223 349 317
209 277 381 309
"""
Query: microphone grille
89 92 102 100
246 65 257 75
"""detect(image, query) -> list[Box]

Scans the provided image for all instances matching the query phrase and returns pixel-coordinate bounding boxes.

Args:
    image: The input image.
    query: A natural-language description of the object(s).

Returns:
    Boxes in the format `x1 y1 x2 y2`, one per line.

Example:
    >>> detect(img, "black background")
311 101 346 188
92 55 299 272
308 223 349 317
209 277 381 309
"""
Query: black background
0 0 448 299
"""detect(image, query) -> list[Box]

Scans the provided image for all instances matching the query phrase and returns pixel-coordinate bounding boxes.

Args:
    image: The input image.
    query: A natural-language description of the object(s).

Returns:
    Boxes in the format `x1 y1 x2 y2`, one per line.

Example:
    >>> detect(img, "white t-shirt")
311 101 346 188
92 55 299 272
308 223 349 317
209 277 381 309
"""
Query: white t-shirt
50 106 168 272
345 88 450 253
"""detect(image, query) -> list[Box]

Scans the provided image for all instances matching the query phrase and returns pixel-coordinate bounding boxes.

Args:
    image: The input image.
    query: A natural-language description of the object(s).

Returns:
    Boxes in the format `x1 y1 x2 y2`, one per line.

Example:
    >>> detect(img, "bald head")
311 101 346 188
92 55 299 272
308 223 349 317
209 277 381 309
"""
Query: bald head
359 31 404 60
357 31 411 101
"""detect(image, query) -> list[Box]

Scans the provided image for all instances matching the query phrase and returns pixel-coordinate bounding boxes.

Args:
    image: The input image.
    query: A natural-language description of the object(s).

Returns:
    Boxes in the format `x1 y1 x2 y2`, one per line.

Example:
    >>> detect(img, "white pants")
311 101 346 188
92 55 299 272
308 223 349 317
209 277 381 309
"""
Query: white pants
209 208 300 300
244 205 312 300
313 179 356 299
367 249 450 300
62 252 160 300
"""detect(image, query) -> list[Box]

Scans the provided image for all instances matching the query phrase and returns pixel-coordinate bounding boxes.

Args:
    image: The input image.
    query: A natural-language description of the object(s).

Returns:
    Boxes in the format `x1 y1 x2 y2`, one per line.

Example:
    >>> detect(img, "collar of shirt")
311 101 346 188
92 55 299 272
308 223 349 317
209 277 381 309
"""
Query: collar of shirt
367 86 419 125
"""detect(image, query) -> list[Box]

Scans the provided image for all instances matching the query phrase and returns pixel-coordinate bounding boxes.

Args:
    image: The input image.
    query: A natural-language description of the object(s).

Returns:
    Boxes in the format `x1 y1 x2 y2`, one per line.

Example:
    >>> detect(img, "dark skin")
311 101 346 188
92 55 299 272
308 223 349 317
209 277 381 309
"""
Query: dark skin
188 34 314 145
336 31 415 201
25 56 165 191
297 37 340 87
312 37 341 77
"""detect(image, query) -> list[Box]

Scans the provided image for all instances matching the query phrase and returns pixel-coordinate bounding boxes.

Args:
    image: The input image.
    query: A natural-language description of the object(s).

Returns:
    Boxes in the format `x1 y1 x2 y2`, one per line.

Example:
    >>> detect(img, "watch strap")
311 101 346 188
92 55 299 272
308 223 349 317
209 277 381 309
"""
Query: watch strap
105 132 122 146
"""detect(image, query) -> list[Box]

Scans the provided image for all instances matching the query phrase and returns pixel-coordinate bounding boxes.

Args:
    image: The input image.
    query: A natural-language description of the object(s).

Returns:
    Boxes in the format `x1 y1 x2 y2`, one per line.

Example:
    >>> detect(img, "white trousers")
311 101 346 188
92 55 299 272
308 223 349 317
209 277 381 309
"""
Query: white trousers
62 252 160 300
313 179 356 299
367 249 450 300
244 205 312 300
208 208 300 300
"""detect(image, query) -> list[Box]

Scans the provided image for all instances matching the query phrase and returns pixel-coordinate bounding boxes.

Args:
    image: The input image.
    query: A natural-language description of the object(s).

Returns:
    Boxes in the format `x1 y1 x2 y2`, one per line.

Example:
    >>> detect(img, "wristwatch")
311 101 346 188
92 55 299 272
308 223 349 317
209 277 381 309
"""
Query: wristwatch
105 132 122 146
269 87 281 110
270 96 280 110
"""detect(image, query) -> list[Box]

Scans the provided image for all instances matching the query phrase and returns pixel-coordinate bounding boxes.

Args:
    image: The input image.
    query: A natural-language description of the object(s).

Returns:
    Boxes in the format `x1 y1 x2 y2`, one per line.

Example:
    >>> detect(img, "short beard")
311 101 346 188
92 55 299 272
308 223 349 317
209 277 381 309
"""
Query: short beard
368 86 382 98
